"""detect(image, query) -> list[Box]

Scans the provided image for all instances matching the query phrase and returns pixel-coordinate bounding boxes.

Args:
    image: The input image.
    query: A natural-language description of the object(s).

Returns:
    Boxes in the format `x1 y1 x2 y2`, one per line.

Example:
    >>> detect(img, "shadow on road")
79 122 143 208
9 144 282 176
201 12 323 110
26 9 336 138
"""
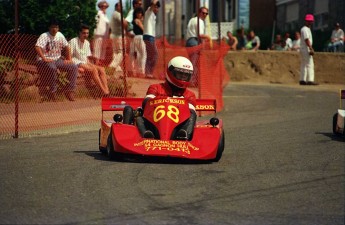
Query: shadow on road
74 150 214 164
316 132 345 143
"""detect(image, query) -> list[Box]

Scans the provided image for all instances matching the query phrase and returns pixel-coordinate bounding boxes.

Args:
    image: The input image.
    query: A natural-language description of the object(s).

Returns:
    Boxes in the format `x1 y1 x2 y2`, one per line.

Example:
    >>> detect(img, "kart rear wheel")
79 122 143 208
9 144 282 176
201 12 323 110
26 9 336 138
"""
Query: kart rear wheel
333 113 338 134
107 132 117 160
213 130 224 162
99 129 107 154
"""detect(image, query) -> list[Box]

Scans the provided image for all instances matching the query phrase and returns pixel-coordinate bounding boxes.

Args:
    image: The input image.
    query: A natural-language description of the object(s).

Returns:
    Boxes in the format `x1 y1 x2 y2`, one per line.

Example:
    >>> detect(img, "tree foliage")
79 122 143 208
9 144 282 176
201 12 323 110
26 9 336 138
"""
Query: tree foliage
0 0 98 39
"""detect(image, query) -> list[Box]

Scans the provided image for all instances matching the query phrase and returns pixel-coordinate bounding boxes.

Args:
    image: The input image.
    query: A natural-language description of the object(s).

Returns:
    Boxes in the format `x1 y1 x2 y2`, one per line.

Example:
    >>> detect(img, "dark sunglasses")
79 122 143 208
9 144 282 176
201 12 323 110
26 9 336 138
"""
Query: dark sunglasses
202 12 208 15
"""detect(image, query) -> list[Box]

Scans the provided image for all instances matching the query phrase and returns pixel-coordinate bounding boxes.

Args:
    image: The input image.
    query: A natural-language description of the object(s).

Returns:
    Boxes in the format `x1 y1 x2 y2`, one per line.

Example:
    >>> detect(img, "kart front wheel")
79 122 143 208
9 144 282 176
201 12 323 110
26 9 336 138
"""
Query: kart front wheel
213 130 225 162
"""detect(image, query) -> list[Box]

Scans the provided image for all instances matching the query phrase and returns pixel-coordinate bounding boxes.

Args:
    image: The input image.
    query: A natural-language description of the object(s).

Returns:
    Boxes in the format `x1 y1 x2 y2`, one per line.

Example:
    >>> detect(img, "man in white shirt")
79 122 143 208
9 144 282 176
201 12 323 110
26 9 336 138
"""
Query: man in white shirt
185 7 211 86
327 22 344 52
143 0 160 78
35 18 78 101
300 14 317 85
284 32 293 50
69 24 109 96
291 31 301 51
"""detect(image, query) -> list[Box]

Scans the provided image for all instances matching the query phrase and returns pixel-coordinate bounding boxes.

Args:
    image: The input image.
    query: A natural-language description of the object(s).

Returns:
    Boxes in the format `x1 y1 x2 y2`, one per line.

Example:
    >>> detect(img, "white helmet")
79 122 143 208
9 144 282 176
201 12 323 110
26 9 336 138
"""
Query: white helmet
166 56 193 89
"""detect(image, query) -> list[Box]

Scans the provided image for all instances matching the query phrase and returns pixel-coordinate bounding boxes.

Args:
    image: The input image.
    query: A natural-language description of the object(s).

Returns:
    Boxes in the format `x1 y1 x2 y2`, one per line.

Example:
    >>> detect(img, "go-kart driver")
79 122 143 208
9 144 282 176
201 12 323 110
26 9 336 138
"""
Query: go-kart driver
124 56 197 140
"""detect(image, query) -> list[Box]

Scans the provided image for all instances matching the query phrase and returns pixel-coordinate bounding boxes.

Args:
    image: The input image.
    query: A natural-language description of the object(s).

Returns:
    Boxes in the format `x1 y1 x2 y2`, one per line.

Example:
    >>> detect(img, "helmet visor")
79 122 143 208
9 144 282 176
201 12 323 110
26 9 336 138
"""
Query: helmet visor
173 68 192 82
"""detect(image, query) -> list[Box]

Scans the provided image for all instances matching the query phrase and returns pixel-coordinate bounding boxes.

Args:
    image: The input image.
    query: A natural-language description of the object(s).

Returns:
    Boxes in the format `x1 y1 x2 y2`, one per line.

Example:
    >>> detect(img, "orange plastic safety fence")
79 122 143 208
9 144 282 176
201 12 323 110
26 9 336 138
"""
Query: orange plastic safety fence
0 34 229 139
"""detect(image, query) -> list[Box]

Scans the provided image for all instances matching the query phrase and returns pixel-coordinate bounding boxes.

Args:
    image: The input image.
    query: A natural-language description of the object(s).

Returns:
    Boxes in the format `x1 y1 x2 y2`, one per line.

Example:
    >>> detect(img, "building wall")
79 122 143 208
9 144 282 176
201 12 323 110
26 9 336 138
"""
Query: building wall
276 0 345 32
249 0 276 30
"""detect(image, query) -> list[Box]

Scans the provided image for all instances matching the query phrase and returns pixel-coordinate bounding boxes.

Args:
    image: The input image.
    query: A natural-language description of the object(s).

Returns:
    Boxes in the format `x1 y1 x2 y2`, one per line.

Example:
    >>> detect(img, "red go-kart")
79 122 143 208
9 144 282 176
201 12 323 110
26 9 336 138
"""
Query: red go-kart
99 97 224 162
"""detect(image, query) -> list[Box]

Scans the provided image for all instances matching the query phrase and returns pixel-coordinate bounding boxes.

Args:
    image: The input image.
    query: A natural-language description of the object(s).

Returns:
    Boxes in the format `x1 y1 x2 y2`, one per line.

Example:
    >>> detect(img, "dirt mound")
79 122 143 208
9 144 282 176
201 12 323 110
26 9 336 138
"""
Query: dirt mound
224 51 345 85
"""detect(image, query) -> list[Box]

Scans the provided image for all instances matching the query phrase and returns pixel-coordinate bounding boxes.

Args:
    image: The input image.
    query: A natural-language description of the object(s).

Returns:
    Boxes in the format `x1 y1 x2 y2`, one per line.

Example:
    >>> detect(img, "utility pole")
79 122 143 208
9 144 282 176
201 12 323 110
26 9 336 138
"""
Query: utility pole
175 1 182 41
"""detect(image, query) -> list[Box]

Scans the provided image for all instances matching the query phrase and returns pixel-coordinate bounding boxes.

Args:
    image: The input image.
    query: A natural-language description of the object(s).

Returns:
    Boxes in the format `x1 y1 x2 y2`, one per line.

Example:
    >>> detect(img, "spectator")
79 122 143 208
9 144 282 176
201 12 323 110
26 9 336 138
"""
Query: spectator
125 0 142 36
327 22 344 52
222 31 238 50
300 14 317 85
236 28 247 50
125 0 143 76
246 30 260 51
109 3 127 73
284 32 293 50
69 24 109 96
143 0 160 78
186 6 211 85
93 0 110 65
35 18 78 101
291 31 301 51
271 34 282 50
132 7 146 77
280 39 288 51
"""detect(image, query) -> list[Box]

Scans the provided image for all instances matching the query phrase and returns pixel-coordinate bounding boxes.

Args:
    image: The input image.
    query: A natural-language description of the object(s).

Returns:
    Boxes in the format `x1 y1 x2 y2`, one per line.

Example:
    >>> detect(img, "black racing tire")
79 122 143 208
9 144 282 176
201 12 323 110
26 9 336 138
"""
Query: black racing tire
213 130 225 162
123 106 134 124
333 113 338 135
107 132 117 160
99 129 107 154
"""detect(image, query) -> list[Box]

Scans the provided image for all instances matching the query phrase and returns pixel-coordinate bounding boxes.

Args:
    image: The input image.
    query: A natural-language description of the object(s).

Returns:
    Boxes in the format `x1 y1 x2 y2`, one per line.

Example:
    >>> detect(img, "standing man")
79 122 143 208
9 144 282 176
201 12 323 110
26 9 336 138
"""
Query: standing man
143 0 160 78
300 14 317 85
125 0 143 76
109 3 128 73
35 18 78 101
185 7 211 86
93 0 110 66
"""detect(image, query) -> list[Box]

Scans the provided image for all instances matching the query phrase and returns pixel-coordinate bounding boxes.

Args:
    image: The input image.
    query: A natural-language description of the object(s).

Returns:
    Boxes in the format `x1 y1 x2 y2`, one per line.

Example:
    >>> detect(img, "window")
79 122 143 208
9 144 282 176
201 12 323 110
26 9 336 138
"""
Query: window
286 3 299 22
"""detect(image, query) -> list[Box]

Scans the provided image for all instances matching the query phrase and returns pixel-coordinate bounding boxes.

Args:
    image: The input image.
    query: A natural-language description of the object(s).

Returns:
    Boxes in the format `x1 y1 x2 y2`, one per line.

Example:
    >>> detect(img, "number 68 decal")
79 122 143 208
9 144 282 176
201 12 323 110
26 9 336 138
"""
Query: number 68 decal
153 105 179 123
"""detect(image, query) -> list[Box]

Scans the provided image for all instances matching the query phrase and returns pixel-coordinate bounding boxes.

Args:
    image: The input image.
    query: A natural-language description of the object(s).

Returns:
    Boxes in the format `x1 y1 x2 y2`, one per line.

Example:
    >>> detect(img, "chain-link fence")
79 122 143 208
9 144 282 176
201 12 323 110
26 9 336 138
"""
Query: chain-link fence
0 33 229 139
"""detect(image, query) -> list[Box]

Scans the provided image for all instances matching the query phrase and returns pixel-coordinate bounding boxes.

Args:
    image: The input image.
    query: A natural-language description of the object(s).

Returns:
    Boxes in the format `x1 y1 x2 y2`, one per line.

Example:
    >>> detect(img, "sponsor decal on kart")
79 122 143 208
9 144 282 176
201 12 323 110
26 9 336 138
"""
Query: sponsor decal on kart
149 98 186 105
153 105 180 123
195 105 215 110
134 139 199 154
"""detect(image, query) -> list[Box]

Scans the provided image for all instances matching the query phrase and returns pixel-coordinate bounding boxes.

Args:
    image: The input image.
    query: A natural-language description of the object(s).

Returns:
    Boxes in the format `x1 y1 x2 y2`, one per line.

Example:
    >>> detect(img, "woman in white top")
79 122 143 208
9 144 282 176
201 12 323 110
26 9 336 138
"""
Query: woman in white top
93 1 110 65
70 24 109 95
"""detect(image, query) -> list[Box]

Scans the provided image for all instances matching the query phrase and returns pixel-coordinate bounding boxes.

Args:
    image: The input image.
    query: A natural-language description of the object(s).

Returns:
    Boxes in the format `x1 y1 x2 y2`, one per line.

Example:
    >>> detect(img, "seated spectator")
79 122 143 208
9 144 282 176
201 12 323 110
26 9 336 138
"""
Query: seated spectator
279 39 288 51
236 28 247 50
291 31 301 51
270 34 282 50
222 31 238 50
245 30 260 51
284 32 293 50
35 18 78 101
327 22 344 52
69 24 109 96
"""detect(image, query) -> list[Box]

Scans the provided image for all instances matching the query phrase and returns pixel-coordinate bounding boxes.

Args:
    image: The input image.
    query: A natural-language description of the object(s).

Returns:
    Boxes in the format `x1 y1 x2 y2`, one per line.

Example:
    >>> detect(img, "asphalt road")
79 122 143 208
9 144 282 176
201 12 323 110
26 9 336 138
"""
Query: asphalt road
0 83 344 225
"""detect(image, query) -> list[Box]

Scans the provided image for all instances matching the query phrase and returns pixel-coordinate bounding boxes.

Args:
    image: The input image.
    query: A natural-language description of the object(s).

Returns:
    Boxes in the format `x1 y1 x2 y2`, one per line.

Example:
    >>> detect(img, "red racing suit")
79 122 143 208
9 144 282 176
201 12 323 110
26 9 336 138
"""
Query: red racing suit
145 81 196 110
